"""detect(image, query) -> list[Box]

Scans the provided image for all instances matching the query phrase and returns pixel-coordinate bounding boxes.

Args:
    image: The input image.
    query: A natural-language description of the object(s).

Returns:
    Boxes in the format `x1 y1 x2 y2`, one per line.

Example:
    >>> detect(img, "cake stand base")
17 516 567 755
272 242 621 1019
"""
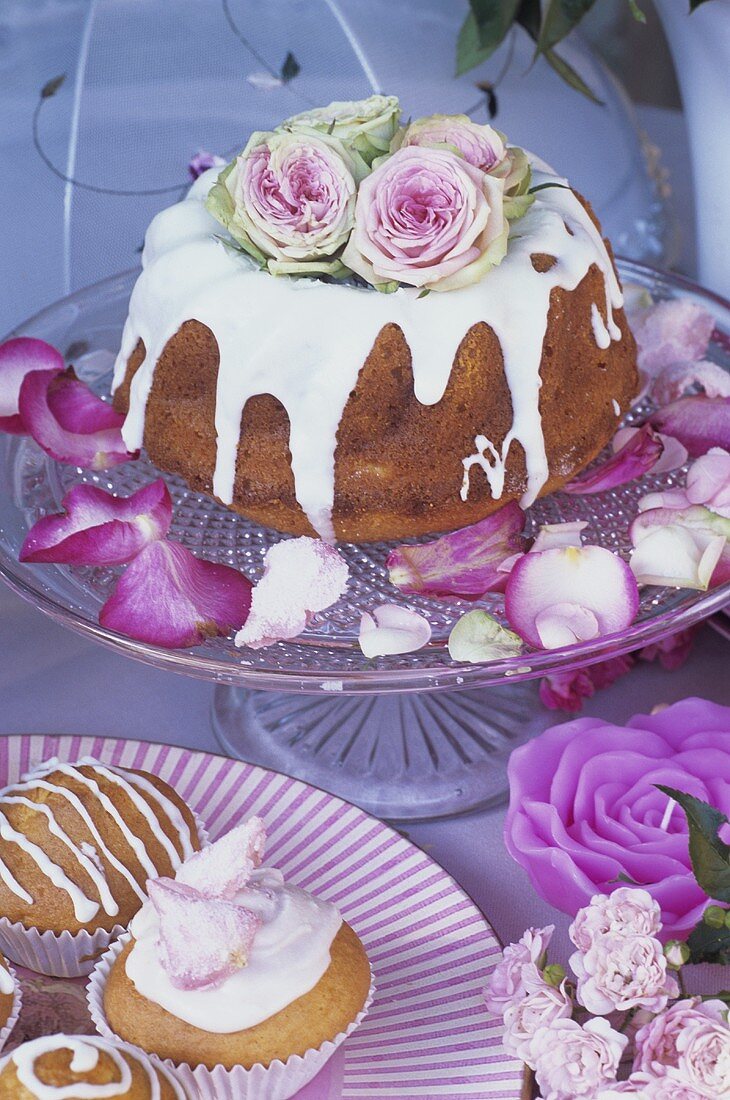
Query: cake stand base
211 682 552 821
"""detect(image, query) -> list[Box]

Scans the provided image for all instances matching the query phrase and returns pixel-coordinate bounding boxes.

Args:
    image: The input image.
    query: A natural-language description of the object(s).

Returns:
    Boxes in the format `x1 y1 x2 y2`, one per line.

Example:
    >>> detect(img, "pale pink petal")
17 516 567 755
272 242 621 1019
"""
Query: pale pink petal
386 502 526 599
650 359 730 405
630 506 730 589
650 396 730 457
359 604 431 658
505 546 639 650
20 480 172 565
685 447 730 517
612 427 688 475
632 299 715 374
100 540 252 648
565 425 664 494
532 521 587 553
235 537 348 649
0 337 64 434
176 818 266 898
148 878 261 990
18 368 136 469
638 489 692 513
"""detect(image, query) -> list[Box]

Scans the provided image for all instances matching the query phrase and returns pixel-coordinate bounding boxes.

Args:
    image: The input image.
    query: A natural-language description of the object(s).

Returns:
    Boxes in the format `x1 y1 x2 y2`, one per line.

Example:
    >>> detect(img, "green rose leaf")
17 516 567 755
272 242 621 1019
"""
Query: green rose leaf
542 48 603 105
41 73 66 99
657 785 730 903
686 919 730 966
536 0 599 56
280 52 300 83
468 0 523 50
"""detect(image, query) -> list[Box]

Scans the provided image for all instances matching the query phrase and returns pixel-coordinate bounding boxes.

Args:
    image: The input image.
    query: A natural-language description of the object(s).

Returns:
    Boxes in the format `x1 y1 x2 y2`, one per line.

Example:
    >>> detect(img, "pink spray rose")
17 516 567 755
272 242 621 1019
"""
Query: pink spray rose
570 932 679 1016
341 145 508 291
505 699 730 940
569 889 662 953
532 1017 628 1100
634 998 727 1078
672 1009 730 1097
484 924 553 1014
207 130 358 276
502 967 573 1065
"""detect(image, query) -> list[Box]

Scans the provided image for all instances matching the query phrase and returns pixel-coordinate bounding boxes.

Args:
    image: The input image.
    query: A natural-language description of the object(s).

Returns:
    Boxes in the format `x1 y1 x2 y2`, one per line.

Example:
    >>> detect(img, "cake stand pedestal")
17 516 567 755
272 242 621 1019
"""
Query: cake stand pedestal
211 681 550 820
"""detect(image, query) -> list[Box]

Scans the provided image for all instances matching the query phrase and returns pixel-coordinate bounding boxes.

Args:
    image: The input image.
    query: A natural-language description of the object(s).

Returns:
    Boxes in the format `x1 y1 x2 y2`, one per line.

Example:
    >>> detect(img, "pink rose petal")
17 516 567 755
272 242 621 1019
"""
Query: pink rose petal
638 488 692 513
612 427 688 475
386 502 526 599
235 536 348 649
0 337 64 434
532 521 587 553
565 425 664 495
650 359 730 406
18 368 137 469
630 506 730 589
359 604 431 658
100 540 252 648
505 546 640 650
685 447 730 517
632 299 715 374
650 396 730 457
539 655 634 712
148 878 261 990
176 818 266 898
20 480 172 565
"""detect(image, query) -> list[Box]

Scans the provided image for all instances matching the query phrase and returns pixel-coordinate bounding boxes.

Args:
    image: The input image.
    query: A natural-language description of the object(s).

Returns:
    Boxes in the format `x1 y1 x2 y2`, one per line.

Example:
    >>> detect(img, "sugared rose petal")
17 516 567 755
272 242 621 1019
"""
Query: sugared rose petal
0 337 64 434
20 480 172 565
565 425 664 495
611 427 688 475
630 506 730 589
177 818 266 898
650 359 730 406
650 396 730 457
685 448 730 517
148 878 261 990
505 546 639 650
100 540 252 648
448 610 522 663
18 368 136 469
235 537 348 649
532 521 587 553
632 299 715 374
359 604 431 658
386 502 526 599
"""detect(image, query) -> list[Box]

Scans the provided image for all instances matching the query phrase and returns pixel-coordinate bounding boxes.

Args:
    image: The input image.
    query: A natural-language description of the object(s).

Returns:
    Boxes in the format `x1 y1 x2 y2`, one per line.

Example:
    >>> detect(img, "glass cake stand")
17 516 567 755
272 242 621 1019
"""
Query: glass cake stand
0 261 728 820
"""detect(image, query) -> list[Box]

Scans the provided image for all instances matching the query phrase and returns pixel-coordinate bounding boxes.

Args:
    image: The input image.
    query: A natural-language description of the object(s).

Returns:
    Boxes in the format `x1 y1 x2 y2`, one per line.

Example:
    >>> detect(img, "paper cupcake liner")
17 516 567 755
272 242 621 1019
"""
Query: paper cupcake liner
87 935 375 1100
0 811 209 980
0 962 22 1055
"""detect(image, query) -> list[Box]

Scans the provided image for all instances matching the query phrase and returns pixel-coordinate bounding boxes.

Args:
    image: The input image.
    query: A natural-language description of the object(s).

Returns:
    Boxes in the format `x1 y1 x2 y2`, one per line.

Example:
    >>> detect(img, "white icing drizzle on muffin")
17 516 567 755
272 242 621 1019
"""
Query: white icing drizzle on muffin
0 759 197 923
0 958 13 997
113 163 623 540
4 1034 189 1099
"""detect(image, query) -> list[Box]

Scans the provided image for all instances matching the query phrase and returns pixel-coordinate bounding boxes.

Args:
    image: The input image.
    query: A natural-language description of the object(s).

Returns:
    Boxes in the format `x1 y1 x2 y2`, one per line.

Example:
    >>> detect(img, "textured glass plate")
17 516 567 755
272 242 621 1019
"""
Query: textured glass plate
0 258 728 694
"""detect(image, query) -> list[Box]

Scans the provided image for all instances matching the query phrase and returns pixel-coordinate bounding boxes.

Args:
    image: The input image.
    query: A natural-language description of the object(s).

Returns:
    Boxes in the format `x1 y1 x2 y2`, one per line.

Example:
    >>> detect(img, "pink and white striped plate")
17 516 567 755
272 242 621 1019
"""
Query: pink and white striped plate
0 734 523 1099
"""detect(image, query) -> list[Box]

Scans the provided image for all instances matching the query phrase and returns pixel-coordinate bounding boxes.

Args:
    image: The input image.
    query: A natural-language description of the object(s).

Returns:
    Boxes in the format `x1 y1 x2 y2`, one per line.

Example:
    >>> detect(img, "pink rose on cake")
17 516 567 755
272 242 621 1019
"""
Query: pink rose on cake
280 94 401 168
341 145 509 291
206 130 359 277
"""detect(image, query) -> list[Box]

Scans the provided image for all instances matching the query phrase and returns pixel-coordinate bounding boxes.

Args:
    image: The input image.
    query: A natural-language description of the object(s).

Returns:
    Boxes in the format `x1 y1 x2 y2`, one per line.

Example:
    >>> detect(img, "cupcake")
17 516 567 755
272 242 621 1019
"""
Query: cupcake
0 953 20 1055
90 817 373 1100
0 1034 193 1098
0 758 203 977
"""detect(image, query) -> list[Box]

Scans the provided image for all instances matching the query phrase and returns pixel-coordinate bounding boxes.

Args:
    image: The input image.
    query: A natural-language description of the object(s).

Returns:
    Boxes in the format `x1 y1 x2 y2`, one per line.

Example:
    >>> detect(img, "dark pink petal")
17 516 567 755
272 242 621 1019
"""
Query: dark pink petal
20 480 172 565
650 359 730 406
386 502 526 599
632 299 715 374
0 337 64 434
148 878 261 990
650 396 730 457
505 546 639 649
539 655 634 712
18 368 136 469
638 626 697 671
685 448 730 517
100 540 252 648
612 427 688 475
176 818 266 898
565 425 664 495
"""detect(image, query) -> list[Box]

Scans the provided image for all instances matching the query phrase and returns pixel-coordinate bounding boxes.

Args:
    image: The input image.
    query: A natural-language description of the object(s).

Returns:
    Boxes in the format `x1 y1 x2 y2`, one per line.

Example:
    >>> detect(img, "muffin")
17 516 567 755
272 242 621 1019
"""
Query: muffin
91 817 372 1099
0 1034 192 1099
0 758 203 976
0 953 20 1055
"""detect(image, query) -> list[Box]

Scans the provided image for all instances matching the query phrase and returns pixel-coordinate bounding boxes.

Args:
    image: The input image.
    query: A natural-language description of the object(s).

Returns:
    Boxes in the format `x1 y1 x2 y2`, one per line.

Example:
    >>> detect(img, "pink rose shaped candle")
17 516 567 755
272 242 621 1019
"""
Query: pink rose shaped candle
505 698 730 940
341 145 508 291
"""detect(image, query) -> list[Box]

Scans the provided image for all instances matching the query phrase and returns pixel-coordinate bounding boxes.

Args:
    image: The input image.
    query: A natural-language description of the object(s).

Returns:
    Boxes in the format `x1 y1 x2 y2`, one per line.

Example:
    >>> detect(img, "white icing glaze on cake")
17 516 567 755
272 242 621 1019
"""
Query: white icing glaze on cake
0 959 13 996
113 163 623 540
4 1034 188 1099
125 867 342 1033
0 759 197 924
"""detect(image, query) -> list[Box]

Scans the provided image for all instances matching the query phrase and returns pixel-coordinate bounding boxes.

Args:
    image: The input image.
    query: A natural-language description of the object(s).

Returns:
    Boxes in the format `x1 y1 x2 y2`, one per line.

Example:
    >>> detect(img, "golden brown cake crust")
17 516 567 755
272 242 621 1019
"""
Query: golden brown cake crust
113 198 638 541
0 1043 181 1099
0 766 201 935
104 922 371 1070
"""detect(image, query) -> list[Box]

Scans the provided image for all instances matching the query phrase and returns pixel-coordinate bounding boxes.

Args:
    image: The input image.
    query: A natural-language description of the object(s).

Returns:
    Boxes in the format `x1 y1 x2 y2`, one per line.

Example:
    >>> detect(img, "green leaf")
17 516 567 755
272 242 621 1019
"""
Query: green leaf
417 288 431 299
686 919 730 965
537 0 598 55
609 872 641 885
467 0 522 50
528 181 570 194
543 48 603 104
456 14 496 75
689 0 712 9
627 0 647 24
657 785 730 903
516 0 542 41
280 52 300 83
41 73 66 99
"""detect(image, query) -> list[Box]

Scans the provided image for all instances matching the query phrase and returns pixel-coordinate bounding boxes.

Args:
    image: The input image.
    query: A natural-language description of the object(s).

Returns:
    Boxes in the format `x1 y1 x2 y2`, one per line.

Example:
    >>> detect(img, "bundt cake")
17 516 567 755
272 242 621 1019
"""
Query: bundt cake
112 98 638 542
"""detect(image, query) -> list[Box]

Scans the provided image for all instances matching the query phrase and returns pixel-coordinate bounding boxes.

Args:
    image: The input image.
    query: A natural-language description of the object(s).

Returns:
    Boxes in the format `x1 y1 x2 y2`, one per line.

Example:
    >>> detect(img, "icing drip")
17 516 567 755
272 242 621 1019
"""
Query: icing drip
0 961 14 996
0 760 196 922
113 163 623 538
5 1034 188 1099
126 867 342 1033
